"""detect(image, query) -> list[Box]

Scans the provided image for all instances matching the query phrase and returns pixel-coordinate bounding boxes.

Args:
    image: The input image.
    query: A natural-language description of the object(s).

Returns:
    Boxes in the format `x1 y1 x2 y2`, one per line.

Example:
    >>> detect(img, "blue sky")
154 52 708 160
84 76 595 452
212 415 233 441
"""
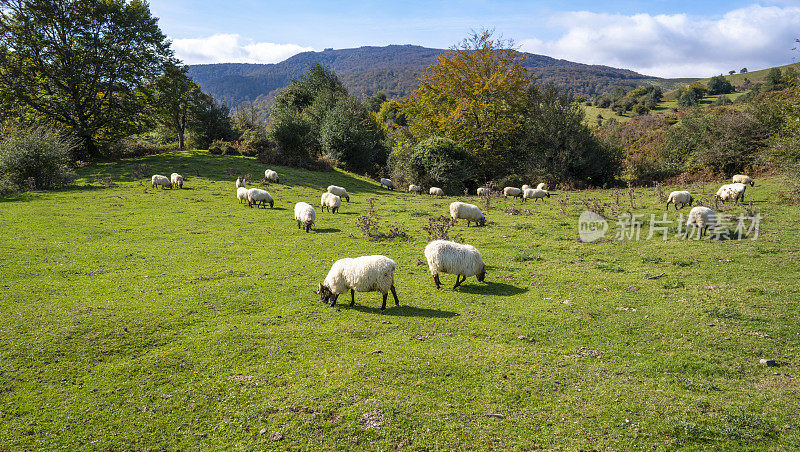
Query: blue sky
150 1 800 77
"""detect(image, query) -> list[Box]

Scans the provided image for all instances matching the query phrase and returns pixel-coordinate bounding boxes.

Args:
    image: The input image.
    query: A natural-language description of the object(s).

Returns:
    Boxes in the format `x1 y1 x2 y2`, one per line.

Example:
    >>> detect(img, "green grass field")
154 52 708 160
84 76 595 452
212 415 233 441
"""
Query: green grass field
2 150 799 450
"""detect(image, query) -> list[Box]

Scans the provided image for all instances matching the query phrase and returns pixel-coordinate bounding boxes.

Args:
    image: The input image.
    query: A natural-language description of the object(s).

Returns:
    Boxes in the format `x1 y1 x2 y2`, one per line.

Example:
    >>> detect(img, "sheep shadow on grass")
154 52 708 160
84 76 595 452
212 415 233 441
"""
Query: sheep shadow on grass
350 304 458 318
456 281 527 296
313 228 341 233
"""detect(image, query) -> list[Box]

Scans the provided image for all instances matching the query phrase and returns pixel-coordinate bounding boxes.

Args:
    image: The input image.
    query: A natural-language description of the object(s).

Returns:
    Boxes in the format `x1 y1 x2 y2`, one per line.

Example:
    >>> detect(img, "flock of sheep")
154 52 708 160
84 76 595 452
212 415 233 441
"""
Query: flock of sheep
148 170 757 311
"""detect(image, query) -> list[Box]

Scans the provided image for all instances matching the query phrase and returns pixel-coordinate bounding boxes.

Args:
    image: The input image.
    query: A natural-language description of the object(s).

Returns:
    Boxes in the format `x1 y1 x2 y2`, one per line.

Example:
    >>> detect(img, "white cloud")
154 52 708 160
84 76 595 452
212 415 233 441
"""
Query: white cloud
519 5 800 78
171 34 314 64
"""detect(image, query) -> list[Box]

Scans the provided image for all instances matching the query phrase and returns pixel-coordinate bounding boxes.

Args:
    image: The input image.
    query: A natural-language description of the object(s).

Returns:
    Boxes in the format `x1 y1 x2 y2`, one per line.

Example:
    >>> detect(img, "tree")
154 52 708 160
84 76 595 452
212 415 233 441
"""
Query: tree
729 70 736 76
740 68 748 74
152 64 201 150
189 94 235 149
707 75 734 95
364 92 387 112
405 137 475 193
319 98 388 175
401 30 530 178
0 0 172 159
764 68 784 91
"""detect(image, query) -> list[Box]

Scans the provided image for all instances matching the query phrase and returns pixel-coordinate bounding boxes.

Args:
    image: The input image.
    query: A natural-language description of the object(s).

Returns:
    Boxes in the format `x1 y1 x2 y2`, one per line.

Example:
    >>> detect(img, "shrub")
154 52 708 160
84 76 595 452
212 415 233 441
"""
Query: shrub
208 139 236 155
396 137 475 194
107 138 172 159
0 126 76 193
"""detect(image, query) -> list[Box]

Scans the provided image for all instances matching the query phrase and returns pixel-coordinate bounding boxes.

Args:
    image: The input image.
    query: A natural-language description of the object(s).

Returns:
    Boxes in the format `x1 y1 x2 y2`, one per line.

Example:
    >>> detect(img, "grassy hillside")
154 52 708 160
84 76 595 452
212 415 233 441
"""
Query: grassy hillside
663 62 800 101
2 151 799 449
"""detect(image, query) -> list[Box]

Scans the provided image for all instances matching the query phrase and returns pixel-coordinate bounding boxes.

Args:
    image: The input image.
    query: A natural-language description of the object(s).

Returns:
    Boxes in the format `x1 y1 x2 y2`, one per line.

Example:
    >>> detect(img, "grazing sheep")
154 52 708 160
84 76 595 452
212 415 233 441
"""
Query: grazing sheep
476 187 490 197
424 240 486 289
666 191 693 210
522 188 549 202
236 187 249 204
170 173 184 189
320 192 341 213
326 185 350 202
449 202 485 227
408 184 422 194
294 202 316 232
151 175 171 189
247 188 274 208
503 187 522 198
732 174 754 187
380 178 394 190
264 169 280 183
536 183 547 190
236 177 246 189
521 185 531 191
429 187 444 196
715 183 746 204
316 255 400 311
685 206 717 238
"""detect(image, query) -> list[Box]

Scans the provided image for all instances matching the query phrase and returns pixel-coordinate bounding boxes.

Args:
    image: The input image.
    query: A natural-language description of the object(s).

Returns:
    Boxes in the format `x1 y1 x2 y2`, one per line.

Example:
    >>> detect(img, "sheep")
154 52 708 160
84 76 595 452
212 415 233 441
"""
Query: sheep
320 192 341 213
476 187 490 197
236 177 246 189
151 174 171 189
684 206 717 238
247 188 274 208
666 191 693 210
521 185 531 191
536 183 547 190
380 178 394 190
316 255 400 311
294 202 316 232
522 188 549 202
449 202 485 227
264 169 280 183
424 240 486 289
715 183 746 204
236 186 249 204
503 187 522 198
327 185 350 202
408 184 422 194
429 187 444 196
732 174 754 187
170 173 184 189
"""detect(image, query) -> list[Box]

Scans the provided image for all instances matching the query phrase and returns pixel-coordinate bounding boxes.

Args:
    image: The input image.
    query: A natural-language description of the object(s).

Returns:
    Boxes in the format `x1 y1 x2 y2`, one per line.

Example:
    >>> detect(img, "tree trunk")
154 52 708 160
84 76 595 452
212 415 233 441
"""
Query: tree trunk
178 128 185 151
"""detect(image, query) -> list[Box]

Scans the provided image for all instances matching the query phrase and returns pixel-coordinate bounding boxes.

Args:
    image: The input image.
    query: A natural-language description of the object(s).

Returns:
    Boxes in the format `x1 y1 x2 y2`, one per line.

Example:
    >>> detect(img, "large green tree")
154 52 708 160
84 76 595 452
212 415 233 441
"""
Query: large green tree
151 64 201 151
0 0 172 158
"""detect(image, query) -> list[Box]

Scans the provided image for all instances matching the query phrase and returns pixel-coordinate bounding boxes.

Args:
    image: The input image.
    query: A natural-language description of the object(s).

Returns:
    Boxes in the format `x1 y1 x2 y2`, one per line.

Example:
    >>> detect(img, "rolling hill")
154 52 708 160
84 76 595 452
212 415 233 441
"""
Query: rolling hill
187 45 690 108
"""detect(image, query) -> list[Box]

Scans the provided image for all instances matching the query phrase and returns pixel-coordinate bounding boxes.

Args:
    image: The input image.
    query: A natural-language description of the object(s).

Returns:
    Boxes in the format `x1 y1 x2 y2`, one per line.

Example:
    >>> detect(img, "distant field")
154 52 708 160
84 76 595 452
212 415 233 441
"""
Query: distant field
584 91 749 125
663 62 800 101
1 150 799 449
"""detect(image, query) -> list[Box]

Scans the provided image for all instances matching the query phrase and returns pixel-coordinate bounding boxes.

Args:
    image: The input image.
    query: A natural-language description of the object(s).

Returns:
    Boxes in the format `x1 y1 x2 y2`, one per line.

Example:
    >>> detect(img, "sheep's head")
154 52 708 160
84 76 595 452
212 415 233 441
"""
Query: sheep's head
545 192 550 198
317 284 333 302
750 180 755 187
477 217 486 227
689 196 694 206
476 264 486 282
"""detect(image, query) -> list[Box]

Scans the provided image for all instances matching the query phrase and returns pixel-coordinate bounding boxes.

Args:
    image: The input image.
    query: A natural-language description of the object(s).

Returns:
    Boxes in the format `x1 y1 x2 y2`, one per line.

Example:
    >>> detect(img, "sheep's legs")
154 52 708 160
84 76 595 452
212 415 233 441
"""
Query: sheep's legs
381 293 387 311
350 289 355 307
453 275 464 289
330 294 339 308
433 274 441 290
390 285 399 306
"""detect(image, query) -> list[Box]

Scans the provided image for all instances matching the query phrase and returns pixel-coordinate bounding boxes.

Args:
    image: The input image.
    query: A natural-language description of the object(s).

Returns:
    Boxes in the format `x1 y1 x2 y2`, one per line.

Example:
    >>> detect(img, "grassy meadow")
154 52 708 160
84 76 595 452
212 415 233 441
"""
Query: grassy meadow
1 150 799 450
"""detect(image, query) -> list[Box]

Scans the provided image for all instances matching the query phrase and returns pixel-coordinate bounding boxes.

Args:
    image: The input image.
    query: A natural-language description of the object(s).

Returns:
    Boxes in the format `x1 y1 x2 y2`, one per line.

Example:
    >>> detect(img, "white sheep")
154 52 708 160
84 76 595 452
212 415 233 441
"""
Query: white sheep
503 187 522 198
151 174 171 189
429 187 444 196
294 202 316 232
521 185 531 191
684 206 717 238
247 188 274 208
666 191 693 210
316 255 400 311
537 183 547 190
170 173 184 189
327 185 350 202
522 188 549 202
236 177 246 189
320 192 341 213
408 184 422 194
236 186 249 204
732 174 754 187
264 169 280 183
476 187 490 197
449 202 485 227
424 240 486 290
380 178 394 190
715 183 746 204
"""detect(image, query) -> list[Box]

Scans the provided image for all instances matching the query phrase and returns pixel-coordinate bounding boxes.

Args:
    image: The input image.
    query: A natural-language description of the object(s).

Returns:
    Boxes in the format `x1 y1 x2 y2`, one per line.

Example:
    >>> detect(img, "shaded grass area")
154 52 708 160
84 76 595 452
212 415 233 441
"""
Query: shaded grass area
1 150 799 449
